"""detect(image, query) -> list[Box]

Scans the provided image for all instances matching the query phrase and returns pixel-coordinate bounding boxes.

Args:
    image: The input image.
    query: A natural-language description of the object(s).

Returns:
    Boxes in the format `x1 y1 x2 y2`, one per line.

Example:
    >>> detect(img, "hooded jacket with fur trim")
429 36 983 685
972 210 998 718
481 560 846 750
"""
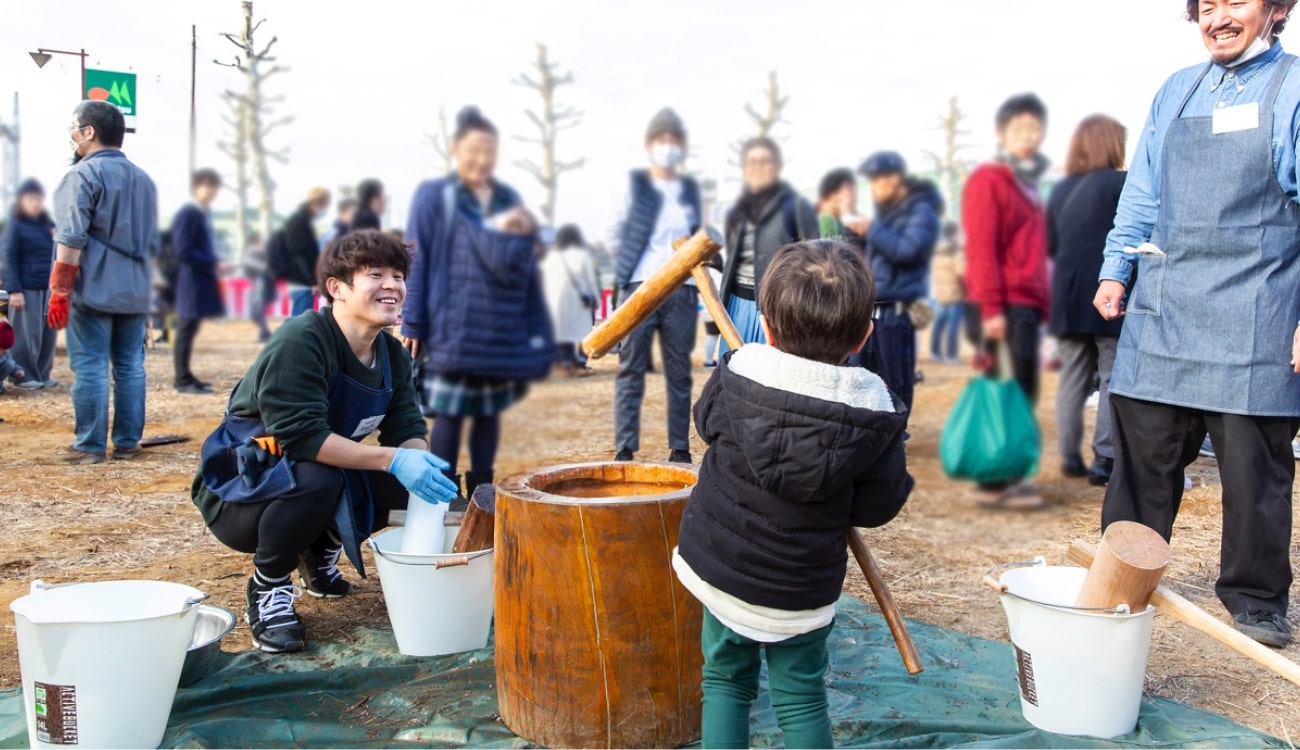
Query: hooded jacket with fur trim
676 345 913 611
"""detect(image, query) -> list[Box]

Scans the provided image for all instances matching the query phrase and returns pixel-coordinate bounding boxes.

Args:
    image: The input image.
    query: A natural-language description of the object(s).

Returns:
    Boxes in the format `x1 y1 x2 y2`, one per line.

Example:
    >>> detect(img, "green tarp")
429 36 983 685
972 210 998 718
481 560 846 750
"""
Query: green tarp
0 596 1283 748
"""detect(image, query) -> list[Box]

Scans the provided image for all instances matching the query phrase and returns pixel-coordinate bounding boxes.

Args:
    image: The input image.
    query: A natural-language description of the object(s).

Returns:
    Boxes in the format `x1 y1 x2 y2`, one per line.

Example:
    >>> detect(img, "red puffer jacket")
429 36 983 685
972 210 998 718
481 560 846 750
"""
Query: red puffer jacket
961 162 1050 321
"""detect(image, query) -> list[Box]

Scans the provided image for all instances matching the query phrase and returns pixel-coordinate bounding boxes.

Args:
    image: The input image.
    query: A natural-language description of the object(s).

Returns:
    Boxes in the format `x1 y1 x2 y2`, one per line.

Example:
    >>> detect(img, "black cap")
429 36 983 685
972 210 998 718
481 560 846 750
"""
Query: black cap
858 151 907 178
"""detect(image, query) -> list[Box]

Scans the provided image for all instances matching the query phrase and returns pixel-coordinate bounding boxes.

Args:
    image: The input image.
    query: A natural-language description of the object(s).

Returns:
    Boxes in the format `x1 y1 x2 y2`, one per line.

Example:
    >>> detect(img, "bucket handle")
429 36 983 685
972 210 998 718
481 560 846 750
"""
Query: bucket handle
30 580 208 615
982 558 1132 616
368 538 494 566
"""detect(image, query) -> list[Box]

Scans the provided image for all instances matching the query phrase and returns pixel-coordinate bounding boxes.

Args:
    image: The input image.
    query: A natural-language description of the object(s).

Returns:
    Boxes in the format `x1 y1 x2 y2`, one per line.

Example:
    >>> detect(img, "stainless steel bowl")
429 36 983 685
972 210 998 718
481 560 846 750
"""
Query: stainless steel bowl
179 604 236 687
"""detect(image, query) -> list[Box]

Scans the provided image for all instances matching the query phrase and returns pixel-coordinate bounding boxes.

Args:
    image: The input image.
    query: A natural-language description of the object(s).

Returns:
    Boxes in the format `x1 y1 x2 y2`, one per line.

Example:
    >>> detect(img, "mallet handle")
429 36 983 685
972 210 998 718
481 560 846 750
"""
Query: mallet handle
690 264 744 352
848 530 925 674
581 230 722 359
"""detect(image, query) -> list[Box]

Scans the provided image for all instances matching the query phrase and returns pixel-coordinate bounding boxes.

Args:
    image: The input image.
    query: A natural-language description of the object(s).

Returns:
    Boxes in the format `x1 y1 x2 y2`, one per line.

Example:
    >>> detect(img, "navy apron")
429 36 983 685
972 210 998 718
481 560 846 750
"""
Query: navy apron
1111 55 1300 417
199 333 395 577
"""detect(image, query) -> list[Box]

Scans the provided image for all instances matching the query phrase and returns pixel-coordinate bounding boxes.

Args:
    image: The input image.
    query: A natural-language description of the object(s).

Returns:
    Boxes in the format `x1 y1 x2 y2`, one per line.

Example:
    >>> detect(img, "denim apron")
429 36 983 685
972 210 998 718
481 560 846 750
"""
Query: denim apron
200 336 394 577
1111 55 1300 417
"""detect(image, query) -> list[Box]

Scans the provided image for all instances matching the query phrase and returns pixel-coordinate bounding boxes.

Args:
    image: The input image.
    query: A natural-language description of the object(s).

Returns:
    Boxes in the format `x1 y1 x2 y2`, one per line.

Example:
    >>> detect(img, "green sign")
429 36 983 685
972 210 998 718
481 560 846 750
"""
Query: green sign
84 69 137 132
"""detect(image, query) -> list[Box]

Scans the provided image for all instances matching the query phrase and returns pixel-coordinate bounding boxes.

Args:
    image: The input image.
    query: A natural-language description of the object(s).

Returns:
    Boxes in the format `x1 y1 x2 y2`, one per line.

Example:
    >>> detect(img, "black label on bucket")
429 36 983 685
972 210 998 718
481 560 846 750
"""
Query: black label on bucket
1014 645 1038 707
33 682 78 745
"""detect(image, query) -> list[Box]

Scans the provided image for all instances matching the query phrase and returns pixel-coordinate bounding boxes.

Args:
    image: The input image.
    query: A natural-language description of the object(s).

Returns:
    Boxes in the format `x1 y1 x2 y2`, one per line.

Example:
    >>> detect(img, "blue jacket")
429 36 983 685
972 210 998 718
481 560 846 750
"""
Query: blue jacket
615 171 701 288
171 204 225 320
402 176 554 381
1 211 55 291
866 178 943 303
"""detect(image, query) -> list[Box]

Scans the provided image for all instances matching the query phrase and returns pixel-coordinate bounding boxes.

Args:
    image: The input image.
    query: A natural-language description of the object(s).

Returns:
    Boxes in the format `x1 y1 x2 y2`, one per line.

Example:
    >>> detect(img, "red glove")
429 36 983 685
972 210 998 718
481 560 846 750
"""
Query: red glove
47 261 78 330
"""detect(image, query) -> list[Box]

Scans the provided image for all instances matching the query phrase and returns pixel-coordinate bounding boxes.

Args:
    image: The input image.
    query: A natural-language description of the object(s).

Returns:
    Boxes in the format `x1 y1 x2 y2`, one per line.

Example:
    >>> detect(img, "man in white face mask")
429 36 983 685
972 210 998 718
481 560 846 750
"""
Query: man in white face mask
605 108 703 464
1095 0 1300 649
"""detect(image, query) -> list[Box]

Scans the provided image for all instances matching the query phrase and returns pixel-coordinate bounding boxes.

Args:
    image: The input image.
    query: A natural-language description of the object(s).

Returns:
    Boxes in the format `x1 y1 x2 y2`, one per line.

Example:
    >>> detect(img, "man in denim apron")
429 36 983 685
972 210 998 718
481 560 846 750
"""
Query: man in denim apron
1096 0 1300 648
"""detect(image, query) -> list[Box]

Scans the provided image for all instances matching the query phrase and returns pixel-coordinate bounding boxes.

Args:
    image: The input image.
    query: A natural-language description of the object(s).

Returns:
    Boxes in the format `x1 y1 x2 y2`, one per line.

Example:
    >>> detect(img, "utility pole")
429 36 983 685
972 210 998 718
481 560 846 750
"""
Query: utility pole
189 24 197 177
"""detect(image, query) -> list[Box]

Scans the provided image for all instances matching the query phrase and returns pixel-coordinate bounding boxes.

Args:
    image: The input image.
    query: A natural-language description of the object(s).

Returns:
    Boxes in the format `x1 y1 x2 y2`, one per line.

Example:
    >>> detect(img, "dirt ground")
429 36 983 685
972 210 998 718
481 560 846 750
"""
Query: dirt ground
1 319 1298 743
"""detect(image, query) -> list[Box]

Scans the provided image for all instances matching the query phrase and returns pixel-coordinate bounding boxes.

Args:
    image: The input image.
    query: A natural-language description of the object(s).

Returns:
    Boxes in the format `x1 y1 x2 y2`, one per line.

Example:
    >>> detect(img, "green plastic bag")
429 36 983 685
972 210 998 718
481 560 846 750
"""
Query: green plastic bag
940 374 1041 485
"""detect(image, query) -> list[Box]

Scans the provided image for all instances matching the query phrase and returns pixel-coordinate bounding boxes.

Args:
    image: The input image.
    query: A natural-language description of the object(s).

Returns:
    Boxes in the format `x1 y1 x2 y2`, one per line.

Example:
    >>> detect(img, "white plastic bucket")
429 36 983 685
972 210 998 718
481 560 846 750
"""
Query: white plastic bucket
10 580 205 749
369 526 494 657
988 560 1154 739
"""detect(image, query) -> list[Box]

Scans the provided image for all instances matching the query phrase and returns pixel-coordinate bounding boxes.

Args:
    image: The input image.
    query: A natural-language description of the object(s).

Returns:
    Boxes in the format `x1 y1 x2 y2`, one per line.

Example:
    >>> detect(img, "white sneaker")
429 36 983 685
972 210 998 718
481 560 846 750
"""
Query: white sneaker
1084 391 1100 410
1184 475 1194 491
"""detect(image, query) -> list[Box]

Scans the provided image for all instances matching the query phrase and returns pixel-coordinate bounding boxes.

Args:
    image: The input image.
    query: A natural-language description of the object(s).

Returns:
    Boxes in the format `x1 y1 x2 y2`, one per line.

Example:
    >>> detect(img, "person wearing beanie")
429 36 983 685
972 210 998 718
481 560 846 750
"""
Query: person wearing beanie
350 179 386 232
0 178 57 389
605 107 702 464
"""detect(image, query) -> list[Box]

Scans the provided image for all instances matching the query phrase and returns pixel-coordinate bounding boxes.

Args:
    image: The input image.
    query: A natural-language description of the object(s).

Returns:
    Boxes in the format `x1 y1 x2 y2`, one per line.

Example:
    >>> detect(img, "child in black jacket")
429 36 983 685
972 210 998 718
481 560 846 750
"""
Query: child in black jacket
674 239 913 748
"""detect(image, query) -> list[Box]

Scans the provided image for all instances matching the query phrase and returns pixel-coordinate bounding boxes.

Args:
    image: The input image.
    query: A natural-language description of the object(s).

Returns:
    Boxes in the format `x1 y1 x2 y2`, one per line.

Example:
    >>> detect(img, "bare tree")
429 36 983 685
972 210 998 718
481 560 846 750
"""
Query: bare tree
924 96 971 216
424 105 454 175
512 43 584 225
732 71 790 162
215 0 291 258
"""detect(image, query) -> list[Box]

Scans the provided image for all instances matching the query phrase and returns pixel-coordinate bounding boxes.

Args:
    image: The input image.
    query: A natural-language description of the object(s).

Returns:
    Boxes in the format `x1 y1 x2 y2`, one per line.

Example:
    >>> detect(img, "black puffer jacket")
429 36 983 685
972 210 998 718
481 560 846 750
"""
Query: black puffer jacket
677 346 913 611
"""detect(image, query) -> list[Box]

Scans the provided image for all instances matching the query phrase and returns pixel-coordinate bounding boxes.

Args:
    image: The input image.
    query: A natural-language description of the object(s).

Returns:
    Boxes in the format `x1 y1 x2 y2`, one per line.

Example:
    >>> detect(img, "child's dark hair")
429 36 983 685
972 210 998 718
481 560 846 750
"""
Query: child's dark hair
818 168 855 201
995 93 1047 130
758 239 875 364
318 229 412 303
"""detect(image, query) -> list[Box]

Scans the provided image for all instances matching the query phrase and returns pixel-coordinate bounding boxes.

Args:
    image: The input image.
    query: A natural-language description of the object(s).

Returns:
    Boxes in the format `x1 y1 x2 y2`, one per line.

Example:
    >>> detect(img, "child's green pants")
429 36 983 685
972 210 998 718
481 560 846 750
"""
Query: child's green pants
700 609 834 749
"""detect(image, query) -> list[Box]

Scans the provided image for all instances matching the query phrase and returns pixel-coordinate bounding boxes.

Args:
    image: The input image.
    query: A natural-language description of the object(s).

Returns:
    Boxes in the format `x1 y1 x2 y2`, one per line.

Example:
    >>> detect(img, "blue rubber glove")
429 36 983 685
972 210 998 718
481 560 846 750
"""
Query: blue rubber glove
388 448 459 505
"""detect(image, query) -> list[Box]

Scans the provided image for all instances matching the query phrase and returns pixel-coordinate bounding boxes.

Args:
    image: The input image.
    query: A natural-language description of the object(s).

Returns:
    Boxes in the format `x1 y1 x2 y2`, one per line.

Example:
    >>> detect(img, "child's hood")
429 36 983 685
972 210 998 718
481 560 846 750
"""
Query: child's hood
715 344 908 499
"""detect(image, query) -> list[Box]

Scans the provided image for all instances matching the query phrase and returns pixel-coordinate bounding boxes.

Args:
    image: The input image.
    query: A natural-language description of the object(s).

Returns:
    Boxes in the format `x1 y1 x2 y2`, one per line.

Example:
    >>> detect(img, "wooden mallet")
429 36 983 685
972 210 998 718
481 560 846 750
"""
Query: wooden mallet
583 229 924 675
1069 540 1300 688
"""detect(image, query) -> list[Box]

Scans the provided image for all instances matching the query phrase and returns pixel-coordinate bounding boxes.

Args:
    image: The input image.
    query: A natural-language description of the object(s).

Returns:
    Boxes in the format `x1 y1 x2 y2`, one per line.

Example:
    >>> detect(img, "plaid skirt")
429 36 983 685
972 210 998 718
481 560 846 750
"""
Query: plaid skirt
421 371 530 417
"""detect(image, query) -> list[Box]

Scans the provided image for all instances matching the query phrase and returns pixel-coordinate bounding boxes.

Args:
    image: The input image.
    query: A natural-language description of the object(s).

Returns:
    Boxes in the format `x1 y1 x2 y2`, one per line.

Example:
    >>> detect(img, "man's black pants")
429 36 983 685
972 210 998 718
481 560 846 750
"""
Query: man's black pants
965 303 1041 404
208 462 408 579
1102 394 1298 616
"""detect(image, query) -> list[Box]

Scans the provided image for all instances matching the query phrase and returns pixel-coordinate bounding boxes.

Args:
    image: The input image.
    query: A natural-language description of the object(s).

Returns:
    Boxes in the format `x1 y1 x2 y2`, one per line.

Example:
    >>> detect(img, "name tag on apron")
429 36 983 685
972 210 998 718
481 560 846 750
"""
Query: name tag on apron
350 414 385 439
1212 102 1259 134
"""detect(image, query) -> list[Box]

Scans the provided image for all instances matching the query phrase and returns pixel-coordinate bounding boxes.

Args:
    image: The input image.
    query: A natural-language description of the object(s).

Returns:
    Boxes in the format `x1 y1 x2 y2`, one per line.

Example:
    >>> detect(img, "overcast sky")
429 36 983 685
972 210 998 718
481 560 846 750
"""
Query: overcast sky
2 0 1209 235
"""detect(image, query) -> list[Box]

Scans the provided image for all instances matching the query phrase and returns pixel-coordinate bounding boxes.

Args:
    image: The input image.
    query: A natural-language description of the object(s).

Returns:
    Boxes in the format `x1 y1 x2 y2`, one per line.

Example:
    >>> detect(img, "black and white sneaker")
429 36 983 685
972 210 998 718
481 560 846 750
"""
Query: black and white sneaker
246 575 306 653
298 533 353 599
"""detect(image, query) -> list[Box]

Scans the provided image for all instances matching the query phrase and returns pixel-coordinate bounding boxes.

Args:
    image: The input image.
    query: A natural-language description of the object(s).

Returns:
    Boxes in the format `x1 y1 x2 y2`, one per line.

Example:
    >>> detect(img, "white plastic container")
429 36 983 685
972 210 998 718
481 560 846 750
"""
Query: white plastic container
10 580 205 749
400 494 447 555
988 560 1155 739
369 526 494 657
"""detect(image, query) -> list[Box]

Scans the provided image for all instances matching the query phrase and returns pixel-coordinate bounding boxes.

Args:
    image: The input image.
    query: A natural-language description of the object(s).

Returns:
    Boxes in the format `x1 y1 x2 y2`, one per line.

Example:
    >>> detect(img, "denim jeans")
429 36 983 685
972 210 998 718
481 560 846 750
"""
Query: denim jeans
930 302 963 361
700 609 834 749
66 308 147 454
289 288 316 317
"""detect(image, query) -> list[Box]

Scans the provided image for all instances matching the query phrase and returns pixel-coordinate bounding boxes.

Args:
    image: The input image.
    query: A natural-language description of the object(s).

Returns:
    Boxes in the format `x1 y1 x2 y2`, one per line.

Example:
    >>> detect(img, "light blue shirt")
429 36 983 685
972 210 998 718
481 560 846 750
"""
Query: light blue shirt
1102 42 1300 284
